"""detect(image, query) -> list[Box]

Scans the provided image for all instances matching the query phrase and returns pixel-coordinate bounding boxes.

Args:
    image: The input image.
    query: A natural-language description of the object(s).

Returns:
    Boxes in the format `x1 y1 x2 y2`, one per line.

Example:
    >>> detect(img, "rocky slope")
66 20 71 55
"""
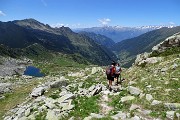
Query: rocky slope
0 56 32 77
0 33 179 120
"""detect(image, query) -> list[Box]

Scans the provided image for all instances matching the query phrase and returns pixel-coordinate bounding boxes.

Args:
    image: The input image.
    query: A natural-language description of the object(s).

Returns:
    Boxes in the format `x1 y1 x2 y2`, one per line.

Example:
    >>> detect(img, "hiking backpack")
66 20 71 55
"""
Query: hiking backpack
106 65 112 75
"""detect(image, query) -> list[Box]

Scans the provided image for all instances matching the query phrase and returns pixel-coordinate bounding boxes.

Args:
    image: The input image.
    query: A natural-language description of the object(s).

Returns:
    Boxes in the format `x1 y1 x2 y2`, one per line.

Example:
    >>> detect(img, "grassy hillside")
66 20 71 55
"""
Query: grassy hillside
79 31 115 48
112 26 180 67
1 44 179 120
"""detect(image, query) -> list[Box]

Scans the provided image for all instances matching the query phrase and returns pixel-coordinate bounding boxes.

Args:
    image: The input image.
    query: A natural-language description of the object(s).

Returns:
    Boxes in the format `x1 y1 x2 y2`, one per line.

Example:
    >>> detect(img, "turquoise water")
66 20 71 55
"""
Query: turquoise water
24 66 44 77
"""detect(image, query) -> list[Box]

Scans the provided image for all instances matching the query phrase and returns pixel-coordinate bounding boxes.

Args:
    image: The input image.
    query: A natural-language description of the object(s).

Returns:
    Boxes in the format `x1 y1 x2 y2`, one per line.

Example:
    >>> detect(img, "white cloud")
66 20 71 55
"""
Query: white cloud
41 0 47 6
169 22 175 25
51 23 85 28
0 11 6 16
98 18 111 25
71 23 82 28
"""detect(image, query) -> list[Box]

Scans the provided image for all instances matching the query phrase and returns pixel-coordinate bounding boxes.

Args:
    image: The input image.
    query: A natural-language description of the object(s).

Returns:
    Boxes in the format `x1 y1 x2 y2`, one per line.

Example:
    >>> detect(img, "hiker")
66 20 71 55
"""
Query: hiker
115 63 122 85
106 62 116 90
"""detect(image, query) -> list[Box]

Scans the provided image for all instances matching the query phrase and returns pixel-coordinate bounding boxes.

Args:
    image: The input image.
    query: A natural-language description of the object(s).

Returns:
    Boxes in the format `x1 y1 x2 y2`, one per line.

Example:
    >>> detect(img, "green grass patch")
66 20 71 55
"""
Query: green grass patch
67 95 100 119
33 55 87 76
35 111 47 120
0 78 47 119
108 90 130 114
149 111 166 119
0 84 36 119
150 46 180 57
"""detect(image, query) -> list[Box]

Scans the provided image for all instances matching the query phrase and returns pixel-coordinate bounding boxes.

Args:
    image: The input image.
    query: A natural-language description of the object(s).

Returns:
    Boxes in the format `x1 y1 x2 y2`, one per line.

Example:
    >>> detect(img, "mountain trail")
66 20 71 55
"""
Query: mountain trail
99 90 114 115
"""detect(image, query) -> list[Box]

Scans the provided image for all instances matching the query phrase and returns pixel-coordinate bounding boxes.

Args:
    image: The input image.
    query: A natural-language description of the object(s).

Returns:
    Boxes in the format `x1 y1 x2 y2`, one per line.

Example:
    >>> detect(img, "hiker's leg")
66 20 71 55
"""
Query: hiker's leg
110 80 112 86
119 74 122 85
117 76 119 85
109 80 113 91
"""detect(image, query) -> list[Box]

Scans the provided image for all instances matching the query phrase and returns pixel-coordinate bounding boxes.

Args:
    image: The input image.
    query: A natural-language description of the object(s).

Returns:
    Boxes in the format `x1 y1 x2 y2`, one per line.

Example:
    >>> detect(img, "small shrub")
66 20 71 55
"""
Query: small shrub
35 111 46 120
49 94 59 99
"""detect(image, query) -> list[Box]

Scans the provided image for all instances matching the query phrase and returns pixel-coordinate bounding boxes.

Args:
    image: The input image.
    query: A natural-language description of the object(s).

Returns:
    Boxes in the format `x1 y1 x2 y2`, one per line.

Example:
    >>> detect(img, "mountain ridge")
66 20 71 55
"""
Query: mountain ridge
0 19 117 65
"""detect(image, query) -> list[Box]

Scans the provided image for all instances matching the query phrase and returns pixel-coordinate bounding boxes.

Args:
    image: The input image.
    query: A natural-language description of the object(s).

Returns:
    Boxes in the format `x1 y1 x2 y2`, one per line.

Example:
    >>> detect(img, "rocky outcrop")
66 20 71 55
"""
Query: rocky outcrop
30 77 68 97
77 84 105 97
152 32 180 53
135 52 163 66
30 86 46 97
0 83 13 94
135 32 180 66
50 76 68 88
0 57 32 77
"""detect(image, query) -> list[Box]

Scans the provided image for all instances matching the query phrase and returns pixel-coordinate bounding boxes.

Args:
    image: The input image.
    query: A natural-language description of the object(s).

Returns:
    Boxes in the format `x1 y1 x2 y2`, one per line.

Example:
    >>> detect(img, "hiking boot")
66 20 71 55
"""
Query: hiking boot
115 82 119 86
109 87 112 91
106 85 109 89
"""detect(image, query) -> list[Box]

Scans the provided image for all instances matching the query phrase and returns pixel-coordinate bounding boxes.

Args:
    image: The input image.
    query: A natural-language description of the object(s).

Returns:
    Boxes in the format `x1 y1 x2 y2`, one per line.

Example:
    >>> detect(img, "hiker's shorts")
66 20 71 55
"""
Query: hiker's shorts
107 75 114 81
115 73 120 78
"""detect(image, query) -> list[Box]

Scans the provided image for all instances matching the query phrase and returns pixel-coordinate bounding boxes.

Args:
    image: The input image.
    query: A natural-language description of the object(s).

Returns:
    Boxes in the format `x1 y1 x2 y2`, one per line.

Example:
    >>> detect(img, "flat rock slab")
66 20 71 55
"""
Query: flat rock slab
30 87 45 97
50 80 68 88
111 111 127 120
57 94 75 103
121 96 135 102
128 86 142 96
164 103 180 110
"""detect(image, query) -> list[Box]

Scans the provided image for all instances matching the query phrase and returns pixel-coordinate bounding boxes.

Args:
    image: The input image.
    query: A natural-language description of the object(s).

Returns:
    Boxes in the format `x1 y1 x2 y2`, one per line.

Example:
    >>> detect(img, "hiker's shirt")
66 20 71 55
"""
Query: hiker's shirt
115 66 121 75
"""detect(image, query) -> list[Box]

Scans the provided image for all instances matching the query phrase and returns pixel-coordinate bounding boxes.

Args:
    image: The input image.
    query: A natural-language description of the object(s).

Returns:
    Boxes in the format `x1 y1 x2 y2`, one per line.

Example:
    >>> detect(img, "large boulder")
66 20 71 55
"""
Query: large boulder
146 94 153 101
128 86 142 96
0 83 12 94
89 84 103 96
30 87 46 97
136 56 162 66
134 52 150 65
166 111 175 120
50 78 68 88
151 100 162 106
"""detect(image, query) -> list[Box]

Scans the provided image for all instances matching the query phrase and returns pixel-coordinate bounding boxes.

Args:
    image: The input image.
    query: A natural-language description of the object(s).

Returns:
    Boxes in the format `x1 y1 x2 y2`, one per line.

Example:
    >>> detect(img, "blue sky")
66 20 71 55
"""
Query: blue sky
0 0 180 28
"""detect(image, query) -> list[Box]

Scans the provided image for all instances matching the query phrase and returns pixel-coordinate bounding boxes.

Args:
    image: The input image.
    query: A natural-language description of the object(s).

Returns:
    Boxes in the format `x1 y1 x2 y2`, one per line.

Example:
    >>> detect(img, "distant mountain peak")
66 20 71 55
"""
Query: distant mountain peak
13 18 49 32
14 18 44 26
13 19 74 35
75 25 177 43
